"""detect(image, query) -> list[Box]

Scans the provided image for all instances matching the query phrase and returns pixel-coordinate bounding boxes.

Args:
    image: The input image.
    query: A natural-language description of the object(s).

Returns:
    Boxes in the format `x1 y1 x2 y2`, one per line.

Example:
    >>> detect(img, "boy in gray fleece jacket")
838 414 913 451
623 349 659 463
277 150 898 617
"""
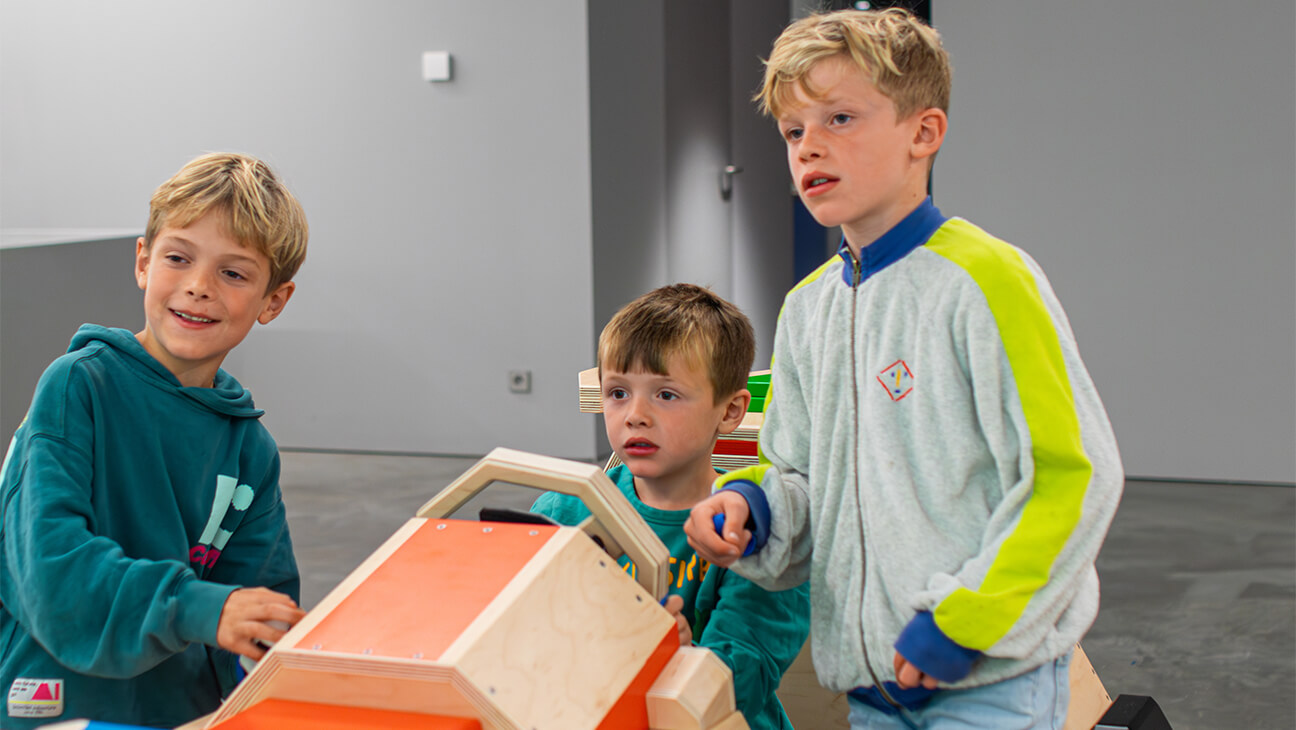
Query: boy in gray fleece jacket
685 9 1123 729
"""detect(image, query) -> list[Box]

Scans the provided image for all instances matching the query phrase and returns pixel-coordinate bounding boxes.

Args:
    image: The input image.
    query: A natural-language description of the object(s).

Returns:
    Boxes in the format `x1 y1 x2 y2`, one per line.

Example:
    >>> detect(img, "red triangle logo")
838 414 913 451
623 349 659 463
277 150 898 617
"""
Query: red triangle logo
31 683 53 701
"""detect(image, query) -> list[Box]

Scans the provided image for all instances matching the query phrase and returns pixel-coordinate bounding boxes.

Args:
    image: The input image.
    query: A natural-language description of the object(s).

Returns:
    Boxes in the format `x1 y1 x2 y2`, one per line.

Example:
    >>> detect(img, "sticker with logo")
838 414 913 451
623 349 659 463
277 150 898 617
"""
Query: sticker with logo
878 359 914 401
8 678 63 718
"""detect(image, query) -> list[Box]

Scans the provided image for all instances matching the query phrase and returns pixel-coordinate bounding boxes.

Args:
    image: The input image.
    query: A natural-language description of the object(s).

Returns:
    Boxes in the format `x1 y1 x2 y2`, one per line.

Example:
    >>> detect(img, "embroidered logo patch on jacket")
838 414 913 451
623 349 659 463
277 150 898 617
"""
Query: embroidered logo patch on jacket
878 360 914 401
8 678 63 718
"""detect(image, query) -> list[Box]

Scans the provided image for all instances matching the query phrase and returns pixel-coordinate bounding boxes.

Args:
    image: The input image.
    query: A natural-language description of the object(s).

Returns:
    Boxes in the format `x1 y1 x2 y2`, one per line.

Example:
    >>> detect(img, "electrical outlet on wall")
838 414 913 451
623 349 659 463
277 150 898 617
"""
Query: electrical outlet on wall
508 370 532 394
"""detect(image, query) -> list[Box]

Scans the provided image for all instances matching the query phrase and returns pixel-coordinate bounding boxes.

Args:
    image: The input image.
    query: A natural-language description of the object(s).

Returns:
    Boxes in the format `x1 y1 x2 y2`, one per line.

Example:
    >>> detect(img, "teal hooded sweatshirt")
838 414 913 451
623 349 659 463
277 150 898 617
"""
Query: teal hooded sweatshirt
0 325 299 728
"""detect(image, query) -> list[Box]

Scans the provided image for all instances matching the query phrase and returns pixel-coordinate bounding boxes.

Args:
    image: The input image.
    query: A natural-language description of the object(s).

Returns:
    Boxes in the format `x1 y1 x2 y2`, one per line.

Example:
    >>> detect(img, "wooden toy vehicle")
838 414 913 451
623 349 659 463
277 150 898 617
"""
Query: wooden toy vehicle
188 447 748 730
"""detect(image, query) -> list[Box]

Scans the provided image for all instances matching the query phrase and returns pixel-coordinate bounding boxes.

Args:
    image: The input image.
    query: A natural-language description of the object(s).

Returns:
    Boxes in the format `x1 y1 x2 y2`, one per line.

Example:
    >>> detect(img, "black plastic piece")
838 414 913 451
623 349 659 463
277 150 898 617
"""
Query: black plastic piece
1095 694 1172 730
477 507 608 553
477 507 559 526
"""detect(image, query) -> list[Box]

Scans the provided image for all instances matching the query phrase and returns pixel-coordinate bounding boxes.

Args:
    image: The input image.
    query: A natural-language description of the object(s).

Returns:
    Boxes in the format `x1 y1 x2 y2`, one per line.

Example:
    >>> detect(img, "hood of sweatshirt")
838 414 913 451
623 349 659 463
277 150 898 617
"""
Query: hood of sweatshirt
68 324 264 419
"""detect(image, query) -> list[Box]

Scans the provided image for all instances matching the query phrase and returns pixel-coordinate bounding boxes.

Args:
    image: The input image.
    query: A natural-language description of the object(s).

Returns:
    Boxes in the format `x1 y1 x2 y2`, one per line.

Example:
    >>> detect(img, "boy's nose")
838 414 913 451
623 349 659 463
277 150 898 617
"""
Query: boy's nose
799 126 826 160
185 272 214 298
624 397 651 425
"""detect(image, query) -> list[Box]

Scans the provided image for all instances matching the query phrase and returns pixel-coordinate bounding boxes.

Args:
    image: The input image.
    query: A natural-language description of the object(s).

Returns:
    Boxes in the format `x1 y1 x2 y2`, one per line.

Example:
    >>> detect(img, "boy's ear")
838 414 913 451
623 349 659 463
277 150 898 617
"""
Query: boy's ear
911 107 948 161
717 388 752 435
134 237 150 291
257 281 296 325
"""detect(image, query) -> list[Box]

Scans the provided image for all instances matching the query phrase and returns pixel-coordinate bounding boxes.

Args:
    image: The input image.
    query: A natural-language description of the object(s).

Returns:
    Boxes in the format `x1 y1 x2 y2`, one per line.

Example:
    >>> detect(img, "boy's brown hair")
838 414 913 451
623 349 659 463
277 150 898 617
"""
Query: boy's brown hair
755 8 951 121
144 152 309 291
599 284 755 404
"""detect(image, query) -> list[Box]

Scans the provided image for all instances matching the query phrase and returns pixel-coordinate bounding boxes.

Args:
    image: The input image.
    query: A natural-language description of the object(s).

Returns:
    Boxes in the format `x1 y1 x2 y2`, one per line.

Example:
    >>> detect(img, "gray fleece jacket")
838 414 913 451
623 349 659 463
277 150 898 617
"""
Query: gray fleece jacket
718 200 1123 697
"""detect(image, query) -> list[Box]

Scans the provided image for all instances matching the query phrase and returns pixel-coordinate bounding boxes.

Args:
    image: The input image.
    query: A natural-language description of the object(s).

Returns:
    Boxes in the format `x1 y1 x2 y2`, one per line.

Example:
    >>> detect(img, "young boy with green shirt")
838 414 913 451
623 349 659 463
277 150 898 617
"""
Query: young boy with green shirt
686 9 1123 729
532 283 810 730
0 152 309 728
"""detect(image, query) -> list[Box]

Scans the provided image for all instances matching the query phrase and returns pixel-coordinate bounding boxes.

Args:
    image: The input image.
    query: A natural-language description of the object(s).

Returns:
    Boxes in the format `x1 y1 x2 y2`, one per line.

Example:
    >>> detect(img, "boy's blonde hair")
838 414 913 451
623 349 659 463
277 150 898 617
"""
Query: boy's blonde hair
144 152 308 291
755 8 950 121
599 284 755 404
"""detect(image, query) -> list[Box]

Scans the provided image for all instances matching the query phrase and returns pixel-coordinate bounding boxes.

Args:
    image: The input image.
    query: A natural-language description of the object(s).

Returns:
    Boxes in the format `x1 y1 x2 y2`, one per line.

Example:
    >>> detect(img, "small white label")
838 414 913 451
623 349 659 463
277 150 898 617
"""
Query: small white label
7 678 63 718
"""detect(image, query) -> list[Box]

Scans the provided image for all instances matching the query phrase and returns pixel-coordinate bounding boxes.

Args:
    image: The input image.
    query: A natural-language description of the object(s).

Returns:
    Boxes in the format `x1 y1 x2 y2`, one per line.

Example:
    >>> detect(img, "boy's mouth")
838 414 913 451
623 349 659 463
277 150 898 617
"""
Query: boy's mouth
623 439 658 456
801 173 838 196
172 309 216 324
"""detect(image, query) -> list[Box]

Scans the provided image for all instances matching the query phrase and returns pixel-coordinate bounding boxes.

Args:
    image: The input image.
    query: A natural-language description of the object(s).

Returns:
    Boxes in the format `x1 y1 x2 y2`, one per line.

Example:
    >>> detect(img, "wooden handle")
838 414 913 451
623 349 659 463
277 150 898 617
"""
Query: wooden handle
417 447 671 599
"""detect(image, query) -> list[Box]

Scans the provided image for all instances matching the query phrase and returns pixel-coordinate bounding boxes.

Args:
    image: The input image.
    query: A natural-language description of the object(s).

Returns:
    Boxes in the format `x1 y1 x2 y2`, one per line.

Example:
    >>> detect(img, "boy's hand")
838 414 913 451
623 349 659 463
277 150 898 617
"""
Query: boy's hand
217 587 306 661
662 594 692 647
893 650 941 690
684 490 751 568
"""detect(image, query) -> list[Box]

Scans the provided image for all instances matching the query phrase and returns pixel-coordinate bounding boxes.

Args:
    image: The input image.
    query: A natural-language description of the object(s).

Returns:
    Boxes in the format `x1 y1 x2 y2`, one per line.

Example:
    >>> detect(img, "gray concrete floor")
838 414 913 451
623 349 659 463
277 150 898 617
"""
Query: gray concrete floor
278 450 1295 730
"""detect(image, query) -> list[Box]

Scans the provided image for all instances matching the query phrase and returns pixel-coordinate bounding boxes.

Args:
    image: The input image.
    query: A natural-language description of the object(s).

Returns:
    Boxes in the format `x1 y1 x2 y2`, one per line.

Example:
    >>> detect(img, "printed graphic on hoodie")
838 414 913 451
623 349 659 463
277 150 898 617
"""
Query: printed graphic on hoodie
189 475 255 568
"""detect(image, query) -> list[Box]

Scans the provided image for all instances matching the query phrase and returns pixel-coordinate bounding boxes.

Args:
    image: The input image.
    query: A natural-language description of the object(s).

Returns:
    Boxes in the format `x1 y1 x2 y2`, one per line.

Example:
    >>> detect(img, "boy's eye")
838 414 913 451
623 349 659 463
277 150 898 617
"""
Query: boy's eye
164 254 188 264
783 127 803 141
658 391 678 401
222 270 246 281
831 113 852 125
606 388 628 400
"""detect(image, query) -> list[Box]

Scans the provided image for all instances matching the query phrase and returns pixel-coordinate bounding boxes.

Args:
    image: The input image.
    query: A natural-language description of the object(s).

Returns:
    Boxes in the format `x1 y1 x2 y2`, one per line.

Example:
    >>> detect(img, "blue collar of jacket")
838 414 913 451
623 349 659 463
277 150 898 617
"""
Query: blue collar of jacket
837 197 947 286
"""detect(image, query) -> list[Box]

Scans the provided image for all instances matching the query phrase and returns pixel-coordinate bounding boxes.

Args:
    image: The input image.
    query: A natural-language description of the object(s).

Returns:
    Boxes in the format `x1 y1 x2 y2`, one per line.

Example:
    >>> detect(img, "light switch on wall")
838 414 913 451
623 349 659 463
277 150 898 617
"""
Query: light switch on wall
422 51 452 82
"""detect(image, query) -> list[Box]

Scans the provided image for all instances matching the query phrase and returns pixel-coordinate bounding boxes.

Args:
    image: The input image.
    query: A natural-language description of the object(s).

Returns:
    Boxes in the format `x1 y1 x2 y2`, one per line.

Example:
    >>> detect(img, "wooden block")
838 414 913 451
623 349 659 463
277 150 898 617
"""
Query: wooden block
207 520 679 730
579 367 601 413
1065 643 1113 730
417 447 670 599
705 711 750 730
645 646 736 730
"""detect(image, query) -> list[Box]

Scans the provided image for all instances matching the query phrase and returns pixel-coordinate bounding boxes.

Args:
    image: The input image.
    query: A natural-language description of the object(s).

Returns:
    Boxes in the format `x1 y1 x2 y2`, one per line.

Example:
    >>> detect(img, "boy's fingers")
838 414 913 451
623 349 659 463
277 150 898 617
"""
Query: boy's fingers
663 594 684 614
895 661 922 689
686 507 735 558
721 506 742 541
241 640 268 662
721 503 752 554
265 603 307 626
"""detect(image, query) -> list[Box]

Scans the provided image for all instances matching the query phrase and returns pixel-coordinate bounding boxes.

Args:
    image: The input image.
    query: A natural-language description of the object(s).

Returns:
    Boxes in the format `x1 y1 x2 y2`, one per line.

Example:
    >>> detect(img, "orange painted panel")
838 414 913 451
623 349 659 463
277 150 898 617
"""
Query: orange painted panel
210 698 482 729
596 625 680 730
301 519 557 659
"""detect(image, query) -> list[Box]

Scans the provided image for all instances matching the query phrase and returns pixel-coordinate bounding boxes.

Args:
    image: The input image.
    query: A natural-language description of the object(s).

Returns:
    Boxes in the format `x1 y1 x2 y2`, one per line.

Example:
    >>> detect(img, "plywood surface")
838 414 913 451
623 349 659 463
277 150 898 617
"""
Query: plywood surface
451 528 677 729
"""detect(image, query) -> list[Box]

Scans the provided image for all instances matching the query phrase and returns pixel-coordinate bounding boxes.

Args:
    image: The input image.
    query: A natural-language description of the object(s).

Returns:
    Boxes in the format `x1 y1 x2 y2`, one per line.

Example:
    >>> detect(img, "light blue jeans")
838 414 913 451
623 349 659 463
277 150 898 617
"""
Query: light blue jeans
847 651 1072 729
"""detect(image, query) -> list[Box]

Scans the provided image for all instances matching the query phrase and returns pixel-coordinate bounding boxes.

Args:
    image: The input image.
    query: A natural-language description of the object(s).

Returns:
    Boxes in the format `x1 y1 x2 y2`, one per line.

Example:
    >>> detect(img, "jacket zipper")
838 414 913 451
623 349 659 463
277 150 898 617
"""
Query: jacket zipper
848 251 904 710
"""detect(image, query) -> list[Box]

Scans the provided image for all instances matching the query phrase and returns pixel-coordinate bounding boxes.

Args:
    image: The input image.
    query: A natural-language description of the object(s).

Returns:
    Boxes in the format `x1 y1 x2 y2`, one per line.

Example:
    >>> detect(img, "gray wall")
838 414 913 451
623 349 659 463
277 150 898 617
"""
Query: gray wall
589 2 669 339
934 2 1295 483
0 238 142 441
2 0 601 459
730 2 799 364
590 0 792 367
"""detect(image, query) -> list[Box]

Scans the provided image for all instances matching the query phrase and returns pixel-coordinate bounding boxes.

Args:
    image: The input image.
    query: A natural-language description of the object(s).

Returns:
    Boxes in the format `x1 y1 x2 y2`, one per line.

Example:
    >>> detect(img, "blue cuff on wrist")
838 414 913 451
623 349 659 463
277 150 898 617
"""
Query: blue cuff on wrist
894 610 982 683
717 480 771 554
